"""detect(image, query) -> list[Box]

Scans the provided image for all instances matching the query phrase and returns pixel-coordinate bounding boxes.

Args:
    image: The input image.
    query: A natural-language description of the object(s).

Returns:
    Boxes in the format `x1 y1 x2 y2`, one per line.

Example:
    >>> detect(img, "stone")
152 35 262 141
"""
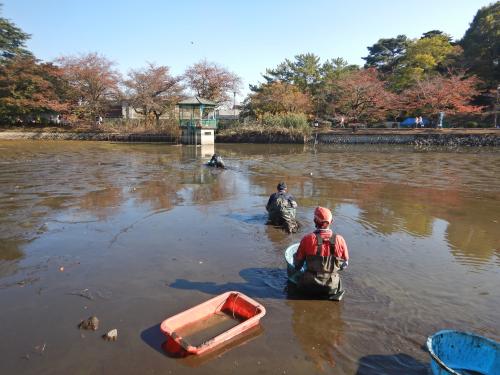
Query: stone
102 329 118 341
78 316 99 331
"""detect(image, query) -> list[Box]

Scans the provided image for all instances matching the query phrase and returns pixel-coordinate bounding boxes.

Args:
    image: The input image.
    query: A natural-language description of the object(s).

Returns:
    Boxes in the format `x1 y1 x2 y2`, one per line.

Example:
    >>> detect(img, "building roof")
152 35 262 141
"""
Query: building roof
177 96 217 106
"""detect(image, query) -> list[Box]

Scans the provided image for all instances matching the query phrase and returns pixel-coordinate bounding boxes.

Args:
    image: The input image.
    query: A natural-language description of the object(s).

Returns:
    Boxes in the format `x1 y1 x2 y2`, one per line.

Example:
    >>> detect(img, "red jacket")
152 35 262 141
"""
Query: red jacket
294 229 349 266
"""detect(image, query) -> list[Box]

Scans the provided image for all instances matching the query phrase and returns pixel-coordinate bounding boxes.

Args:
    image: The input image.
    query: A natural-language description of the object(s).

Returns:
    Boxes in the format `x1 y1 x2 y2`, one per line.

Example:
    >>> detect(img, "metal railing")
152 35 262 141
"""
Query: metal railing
179 119 217 128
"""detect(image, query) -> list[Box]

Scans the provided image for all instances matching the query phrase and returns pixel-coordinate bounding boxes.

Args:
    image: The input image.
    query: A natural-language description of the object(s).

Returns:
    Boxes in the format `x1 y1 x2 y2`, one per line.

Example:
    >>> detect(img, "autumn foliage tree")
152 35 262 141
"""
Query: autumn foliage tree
326 68 397 123
247 81 312 117
402 72 482 118
124 63 184 125
0 56 69 122
184 60 241 104
56 53 121 119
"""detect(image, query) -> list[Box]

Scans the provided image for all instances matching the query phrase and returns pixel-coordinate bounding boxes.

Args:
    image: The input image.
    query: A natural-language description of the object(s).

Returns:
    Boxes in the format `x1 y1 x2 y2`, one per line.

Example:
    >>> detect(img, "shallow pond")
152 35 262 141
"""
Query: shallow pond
0 141 499 374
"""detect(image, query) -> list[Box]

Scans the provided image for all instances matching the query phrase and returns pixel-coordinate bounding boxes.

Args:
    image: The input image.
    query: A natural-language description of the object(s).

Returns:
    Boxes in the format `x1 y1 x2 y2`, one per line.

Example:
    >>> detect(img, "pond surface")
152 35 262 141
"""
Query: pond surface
0 141 499 375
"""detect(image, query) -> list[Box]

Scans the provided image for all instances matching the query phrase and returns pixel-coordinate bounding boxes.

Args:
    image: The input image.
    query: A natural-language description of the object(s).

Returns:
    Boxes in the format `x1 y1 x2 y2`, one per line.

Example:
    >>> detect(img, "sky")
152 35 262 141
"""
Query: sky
2 0 494 100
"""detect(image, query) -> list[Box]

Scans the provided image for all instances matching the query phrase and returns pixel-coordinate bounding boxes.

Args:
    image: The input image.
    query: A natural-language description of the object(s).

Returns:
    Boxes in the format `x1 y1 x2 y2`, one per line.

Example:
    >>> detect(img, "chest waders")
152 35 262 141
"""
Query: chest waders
268 193 298 233
298 233 344 300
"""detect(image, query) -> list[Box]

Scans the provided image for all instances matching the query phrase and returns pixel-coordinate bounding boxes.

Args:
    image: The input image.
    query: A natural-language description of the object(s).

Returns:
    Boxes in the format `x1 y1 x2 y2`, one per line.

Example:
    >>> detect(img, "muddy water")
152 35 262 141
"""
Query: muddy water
0 141 498 375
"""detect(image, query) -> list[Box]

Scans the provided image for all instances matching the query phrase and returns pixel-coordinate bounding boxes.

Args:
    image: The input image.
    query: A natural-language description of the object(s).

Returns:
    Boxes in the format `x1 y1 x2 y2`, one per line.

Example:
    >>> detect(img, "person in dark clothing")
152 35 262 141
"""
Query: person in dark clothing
266 182 299 233
207 154 225 168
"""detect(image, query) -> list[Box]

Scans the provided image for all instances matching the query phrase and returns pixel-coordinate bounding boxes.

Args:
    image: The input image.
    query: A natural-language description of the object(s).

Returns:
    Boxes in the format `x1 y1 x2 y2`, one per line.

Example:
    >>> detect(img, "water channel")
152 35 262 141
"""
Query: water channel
0 141 498 374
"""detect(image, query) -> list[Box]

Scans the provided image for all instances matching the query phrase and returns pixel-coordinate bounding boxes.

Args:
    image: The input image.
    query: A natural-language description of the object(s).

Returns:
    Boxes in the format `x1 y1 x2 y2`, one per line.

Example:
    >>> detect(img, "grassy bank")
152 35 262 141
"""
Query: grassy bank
217 123 310 143
0 118 180 136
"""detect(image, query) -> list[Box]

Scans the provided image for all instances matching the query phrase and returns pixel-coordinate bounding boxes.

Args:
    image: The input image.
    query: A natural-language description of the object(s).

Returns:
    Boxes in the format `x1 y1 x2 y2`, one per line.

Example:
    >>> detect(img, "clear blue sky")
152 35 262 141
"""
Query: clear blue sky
2 0 494 100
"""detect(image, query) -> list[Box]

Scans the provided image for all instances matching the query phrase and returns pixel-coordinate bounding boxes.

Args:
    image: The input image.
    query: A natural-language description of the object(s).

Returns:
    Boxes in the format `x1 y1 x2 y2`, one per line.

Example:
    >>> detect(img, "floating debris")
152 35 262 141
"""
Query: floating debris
78 316 99 331
69 288 94 300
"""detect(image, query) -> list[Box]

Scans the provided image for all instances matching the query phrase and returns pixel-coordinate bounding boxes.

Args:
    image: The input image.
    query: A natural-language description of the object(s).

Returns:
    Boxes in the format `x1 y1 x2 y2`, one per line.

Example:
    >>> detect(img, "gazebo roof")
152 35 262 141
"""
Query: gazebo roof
178 96 217 106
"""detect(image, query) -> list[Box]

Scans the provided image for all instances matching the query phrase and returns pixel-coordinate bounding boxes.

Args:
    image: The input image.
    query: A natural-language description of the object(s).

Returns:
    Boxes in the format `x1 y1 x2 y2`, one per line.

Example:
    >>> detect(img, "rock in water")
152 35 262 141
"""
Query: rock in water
103 329 118 341
78 316 99 331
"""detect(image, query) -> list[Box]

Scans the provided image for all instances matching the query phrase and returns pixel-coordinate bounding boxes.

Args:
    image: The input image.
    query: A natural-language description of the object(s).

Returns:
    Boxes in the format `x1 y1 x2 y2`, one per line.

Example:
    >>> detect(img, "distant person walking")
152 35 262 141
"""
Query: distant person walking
340 116 345 128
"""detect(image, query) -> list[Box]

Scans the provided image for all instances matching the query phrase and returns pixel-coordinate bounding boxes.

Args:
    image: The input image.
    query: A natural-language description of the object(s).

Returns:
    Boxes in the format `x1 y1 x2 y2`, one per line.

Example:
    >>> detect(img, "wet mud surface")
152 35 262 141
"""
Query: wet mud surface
0 141 499 374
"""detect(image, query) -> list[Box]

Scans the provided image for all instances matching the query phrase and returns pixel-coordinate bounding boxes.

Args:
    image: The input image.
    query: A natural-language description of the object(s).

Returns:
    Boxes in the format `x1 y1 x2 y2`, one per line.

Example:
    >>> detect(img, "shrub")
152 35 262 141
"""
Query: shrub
261 113 309 130
465 121 478 128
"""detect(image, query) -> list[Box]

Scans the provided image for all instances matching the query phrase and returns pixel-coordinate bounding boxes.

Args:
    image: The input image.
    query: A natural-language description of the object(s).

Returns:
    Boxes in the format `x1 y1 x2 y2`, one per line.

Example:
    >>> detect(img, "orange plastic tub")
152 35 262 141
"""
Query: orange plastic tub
160 291 266 356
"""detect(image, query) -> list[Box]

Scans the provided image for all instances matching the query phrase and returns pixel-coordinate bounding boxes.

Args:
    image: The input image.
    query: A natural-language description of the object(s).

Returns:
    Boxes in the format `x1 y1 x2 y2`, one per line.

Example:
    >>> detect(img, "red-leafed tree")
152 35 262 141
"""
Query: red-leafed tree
402 72 482 118
184 60 241 104
0 56 69 122
124 63 184 125
56 52 121 119
326 68 397 123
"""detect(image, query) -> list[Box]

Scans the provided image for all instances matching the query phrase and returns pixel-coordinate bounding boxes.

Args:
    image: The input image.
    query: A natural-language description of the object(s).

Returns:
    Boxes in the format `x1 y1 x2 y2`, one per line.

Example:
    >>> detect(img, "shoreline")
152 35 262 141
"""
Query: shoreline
0 129 498 146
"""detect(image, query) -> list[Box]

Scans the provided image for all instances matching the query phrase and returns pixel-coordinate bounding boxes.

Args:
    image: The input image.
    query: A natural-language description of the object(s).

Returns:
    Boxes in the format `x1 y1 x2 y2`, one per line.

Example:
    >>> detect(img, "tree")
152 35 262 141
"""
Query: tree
402 72 482 118
460 2 500 88
124 63 183 125
0 56 69 122
391 34 462 90
363 35 409 74
56 53 121 119
184 60 241 104
421 30 453 42
264 53 322 95
326 68 397 123
316 58 359 117
247 81 312 117
0 6 32 60
261 54 359 117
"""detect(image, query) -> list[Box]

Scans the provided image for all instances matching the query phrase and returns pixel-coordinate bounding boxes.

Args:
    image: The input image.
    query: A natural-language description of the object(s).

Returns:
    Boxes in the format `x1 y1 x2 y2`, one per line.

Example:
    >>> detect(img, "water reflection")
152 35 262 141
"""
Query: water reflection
79 187 123 220
134 180 181 211
0 141 498 375
0 239 24 279
287 299 344 372
249 171 499 265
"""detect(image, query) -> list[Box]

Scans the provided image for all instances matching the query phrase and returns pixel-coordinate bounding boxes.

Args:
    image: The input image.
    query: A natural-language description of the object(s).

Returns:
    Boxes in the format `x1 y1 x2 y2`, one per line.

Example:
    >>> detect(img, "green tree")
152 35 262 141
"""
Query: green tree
391 34 461 90
0 5 32 60
260 54 358 117
363 35 409 74
263 53 322 95
460 2 500 88
421 30 453 42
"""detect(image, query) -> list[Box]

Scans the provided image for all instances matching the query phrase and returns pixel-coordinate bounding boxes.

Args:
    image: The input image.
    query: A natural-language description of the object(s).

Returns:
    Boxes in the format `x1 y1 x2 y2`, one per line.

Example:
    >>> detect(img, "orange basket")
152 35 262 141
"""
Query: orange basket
160 291 266 356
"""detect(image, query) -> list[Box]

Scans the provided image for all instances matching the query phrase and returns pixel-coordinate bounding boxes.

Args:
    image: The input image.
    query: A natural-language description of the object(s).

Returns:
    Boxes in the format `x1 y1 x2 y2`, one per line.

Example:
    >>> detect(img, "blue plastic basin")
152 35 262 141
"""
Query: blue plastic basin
427 330 499 375
284 243 304 284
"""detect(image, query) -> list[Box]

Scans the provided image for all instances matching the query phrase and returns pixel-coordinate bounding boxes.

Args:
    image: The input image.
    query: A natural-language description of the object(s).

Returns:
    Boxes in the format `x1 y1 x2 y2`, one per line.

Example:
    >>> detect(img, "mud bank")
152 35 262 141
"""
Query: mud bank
0 131 178 142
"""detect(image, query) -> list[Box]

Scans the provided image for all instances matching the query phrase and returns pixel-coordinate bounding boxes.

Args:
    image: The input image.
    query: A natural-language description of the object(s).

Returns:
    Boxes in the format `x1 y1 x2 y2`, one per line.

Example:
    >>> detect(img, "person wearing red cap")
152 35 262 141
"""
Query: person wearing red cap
293 206 349 300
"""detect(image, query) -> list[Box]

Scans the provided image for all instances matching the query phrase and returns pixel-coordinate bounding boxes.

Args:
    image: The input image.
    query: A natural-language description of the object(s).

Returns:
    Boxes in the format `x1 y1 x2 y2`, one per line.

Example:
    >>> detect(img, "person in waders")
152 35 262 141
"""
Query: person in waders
207 153 225 168
293 206 349 300
266 182 299 233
